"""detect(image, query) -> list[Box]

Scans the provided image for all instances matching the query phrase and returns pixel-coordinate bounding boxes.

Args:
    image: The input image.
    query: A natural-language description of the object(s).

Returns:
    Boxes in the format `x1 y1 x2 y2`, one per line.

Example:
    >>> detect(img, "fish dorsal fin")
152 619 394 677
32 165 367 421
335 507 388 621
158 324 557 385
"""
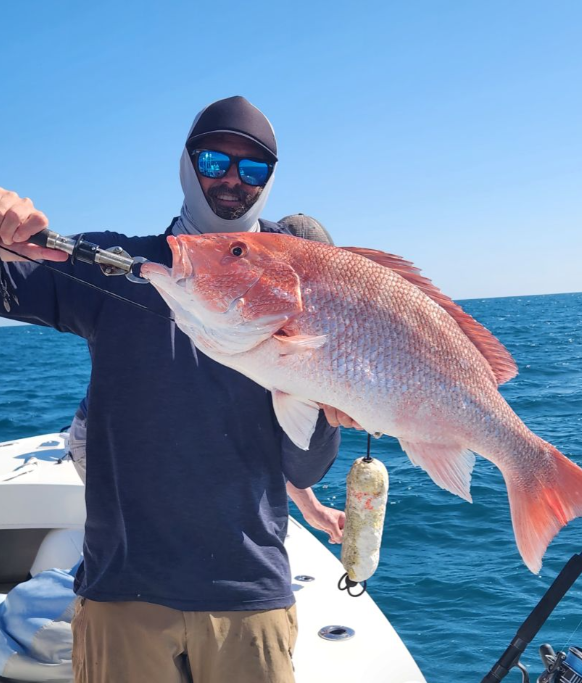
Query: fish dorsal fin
343 247 518 385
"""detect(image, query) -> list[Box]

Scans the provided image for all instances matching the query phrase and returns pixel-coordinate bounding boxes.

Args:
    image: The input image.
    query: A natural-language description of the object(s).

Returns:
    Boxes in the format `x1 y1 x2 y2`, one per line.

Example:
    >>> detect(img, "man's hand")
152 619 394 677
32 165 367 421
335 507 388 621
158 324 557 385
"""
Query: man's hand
0 188 68 263
319 404 363 430
286 482 345 544
301 504 345 544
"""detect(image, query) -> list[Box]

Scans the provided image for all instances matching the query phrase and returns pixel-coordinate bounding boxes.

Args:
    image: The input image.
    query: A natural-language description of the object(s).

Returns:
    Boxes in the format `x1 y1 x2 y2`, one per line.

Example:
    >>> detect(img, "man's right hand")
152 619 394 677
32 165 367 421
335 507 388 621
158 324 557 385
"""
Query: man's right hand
0 188 68 263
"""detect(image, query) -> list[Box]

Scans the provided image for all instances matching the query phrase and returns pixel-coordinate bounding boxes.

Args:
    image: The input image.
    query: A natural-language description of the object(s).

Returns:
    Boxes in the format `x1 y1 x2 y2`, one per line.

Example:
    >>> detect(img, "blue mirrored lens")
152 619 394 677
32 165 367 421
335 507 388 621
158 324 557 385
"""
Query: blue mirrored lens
197 151 230 179
239 159 270 187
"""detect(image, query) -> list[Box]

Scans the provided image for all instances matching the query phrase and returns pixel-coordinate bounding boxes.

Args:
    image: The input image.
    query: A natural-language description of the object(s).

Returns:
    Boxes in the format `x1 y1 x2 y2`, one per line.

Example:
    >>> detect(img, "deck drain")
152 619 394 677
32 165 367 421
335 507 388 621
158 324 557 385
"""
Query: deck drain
318 625 355 641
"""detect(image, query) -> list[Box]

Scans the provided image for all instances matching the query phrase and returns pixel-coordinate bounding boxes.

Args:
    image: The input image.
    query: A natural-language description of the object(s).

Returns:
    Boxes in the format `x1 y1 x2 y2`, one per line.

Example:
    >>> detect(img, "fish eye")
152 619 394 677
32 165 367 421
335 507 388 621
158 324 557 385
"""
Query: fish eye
230 242 247 258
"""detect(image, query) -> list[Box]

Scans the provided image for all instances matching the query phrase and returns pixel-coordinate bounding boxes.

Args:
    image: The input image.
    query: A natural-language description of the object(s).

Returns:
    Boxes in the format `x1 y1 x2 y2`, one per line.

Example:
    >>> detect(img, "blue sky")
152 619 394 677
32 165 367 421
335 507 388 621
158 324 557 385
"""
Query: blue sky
1 0 581 302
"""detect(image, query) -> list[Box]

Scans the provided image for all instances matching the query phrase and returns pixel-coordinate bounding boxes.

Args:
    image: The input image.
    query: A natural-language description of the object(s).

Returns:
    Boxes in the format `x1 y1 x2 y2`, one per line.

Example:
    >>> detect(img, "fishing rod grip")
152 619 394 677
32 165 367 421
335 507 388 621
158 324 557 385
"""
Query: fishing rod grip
481 640 528 683
481 553 582 683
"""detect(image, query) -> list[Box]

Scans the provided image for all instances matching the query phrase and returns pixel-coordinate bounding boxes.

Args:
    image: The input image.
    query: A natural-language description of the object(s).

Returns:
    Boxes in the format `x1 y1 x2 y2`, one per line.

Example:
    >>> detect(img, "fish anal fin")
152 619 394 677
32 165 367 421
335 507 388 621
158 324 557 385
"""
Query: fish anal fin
272 391 319 450
273 333 327 355
343 247 518 386
399 440 475 502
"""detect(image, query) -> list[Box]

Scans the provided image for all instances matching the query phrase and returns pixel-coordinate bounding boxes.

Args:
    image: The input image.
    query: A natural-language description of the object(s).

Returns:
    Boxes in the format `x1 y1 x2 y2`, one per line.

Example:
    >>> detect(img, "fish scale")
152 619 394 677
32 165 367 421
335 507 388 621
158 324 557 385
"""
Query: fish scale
141 232 582 574
289 250 493 430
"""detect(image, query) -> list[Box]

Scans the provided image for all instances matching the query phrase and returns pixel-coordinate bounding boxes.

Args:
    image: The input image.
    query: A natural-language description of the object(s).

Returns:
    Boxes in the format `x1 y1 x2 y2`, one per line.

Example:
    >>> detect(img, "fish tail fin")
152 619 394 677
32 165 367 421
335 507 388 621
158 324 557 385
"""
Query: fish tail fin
506 441 582 573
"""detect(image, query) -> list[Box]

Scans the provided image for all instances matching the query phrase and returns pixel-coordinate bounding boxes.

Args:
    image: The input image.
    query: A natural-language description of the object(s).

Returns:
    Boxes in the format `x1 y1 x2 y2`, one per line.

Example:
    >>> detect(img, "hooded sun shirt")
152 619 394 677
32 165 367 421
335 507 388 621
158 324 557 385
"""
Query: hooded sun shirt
173 96 278 236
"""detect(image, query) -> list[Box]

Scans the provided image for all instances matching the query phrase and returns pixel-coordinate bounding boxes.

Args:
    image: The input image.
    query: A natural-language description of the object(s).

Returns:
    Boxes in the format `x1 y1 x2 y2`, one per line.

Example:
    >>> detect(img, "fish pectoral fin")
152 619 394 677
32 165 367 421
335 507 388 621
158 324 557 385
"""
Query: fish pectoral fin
398 440 475 502
273 333 327 355
272 391 320 450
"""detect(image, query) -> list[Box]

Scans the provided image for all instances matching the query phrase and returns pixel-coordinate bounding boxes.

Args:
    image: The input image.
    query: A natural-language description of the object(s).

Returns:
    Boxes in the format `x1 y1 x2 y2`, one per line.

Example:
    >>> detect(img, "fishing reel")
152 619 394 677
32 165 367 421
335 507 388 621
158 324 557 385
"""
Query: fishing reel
537 644 582 683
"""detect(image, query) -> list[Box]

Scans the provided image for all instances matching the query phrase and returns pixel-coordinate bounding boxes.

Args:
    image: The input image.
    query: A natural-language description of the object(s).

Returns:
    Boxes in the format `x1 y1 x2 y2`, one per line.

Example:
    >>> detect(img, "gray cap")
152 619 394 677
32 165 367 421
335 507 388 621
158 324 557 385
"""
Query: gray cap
279 214 335 245
186 96 278 162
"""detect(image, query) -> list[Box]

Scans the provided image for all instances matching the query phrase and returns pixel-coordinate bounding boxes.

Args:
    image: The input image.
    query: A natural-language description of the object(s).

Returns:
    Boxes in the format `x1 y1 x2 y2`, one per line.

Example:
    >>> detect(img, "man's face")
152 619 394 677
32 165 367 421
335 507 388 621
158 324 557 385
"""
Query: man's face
192 132 272 220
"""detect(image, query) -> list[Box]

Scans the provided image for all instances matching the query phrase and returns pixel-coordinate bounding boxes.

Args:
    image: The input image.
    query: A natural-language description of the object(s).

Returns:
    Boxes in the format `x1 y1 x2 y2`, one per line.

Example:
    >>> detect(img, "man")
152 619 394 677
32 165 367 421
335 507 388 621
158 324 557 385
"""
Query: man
0 96 347 683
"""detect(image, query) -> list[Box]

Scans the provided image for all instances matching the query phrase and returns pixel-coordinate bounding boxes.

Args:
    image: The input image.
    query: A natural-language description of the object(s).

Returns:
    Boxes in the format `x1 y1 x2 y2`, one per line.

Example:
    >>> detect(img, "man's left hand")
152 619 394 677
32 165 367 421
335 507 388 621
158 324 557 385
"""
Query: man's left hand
302 504 345 544
319 404 363 430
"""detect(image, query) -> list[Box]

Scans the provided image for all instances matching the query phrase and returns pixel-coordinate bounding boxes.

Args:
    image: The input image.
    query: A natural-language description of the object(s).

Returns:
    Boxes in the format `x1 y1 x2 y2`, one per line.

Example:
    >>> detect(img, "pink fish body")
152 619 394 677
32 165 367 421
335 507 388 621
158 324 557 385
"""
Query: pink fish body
141 232 582 573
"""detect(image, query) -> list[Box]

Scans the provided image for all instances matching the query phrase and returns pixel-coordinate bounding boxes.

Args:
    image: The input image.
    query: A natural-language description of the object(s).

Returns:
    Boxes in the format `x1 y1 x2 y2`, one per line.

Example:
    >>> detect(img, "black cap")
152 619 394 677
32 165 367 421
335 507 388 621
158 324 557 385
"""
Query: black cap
187 96 277 162
279 214 335 245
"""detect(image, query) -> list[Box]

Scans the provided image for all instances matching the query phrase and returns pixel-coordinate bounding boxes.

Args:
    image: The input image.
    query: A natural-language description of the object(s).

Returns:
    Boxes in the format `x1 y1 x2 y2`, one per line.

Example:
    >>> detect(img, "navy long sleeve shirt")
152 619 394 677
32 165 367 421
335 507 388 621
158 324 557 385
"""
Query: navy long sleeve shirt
0 220 340 611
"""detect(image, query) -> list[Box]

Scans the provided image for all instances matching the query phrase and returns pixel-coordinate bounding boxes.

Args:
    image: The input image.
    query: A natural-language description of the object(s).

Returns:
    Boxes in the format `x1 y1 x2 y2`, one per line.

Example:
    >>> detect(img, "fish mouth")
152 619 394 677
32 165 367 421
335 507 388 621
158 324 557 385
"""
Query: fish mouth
140 237 195 284
167 235 198 280
140 261 171 280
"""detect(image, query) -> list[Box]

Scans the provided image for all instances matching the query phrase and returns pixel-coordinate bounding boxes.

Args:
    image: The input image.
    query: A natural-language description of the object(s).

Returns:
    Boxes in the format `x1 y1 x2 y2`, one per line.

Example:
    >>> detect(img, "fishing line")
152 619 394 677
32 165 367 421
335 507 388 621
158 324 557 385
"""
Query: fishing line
552 554 582 654
364 432 372 462
0 244 174 323
560 610 582 653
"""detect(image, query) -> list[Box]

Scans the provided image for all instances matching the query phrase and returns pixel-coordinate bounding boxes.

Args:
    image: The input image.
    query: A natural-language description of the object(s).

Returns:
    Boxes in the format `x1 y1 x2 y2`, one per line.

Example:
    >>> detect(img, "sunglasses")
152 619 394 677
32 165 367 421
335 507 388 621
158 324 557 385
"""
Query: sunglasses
189 149 274 187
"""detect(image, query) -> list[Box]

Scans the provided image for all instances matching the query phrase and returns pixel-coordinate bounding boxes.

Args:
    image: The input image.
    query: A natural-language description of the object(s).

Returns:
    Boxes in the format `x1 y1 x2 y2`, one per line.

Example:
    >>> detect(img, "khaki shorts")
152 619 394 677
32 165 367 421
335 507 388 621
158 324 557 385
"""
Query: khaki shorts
72 598 297 683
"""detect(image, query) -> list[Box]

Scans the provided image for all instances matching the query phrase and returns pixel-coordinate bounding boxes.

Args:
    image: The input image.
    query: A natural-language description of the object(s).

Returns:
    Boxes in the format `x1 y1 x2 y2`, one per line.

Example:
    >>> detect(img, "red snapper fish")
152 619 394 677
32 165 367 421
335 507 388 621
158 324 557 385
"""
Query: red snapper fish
141 232 582 573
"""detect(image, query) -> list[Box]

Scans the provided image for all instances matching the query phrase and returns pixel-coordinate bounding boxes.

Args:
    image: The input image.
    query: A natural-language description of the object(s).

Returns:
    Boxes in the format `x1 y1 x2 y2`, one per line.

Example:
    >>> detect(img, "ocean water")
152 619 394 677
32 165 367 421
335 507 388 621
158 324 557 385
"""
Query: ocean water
1 292 582 681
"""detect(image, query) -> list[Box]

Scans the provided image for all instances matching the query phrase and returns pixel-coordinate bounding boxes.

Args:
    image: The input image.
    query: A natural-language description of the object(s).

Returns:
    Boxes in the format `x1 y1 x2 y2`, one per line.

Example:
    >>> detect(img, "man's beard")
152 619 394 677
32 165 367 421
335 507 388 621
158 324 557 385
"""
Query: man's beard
206 184 263 220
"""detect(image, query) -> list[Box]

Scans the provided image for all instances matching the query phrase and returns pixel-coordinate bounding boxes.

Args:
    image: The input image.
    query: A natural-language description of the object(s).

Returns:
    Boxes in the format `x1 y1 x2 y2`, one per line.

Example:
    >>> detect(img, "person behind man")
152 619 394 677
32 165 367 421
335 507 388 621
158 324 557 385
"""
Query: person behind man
0 96 356 683
278 213 335 245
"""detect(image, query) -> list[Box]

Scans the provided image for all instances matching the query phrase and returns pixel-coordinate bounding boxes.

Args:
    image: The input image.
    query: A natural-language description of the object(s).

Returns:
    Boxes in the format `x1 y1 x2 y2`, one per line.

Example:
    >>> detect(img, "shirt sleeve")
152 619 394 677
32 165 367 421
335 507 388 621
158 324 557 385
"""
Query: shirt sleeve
0 233 128 339
1 257 100 338
281 411 340 489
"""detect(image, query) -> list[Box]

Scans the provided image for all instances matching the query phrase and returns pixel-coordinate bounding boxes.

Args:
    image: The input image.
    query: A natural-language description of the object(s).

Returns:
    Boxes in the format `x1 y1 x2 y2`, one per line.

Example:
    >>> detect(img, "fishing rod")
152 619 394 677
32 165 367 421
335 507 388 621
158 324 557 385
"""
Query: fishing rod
482 552 582 683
